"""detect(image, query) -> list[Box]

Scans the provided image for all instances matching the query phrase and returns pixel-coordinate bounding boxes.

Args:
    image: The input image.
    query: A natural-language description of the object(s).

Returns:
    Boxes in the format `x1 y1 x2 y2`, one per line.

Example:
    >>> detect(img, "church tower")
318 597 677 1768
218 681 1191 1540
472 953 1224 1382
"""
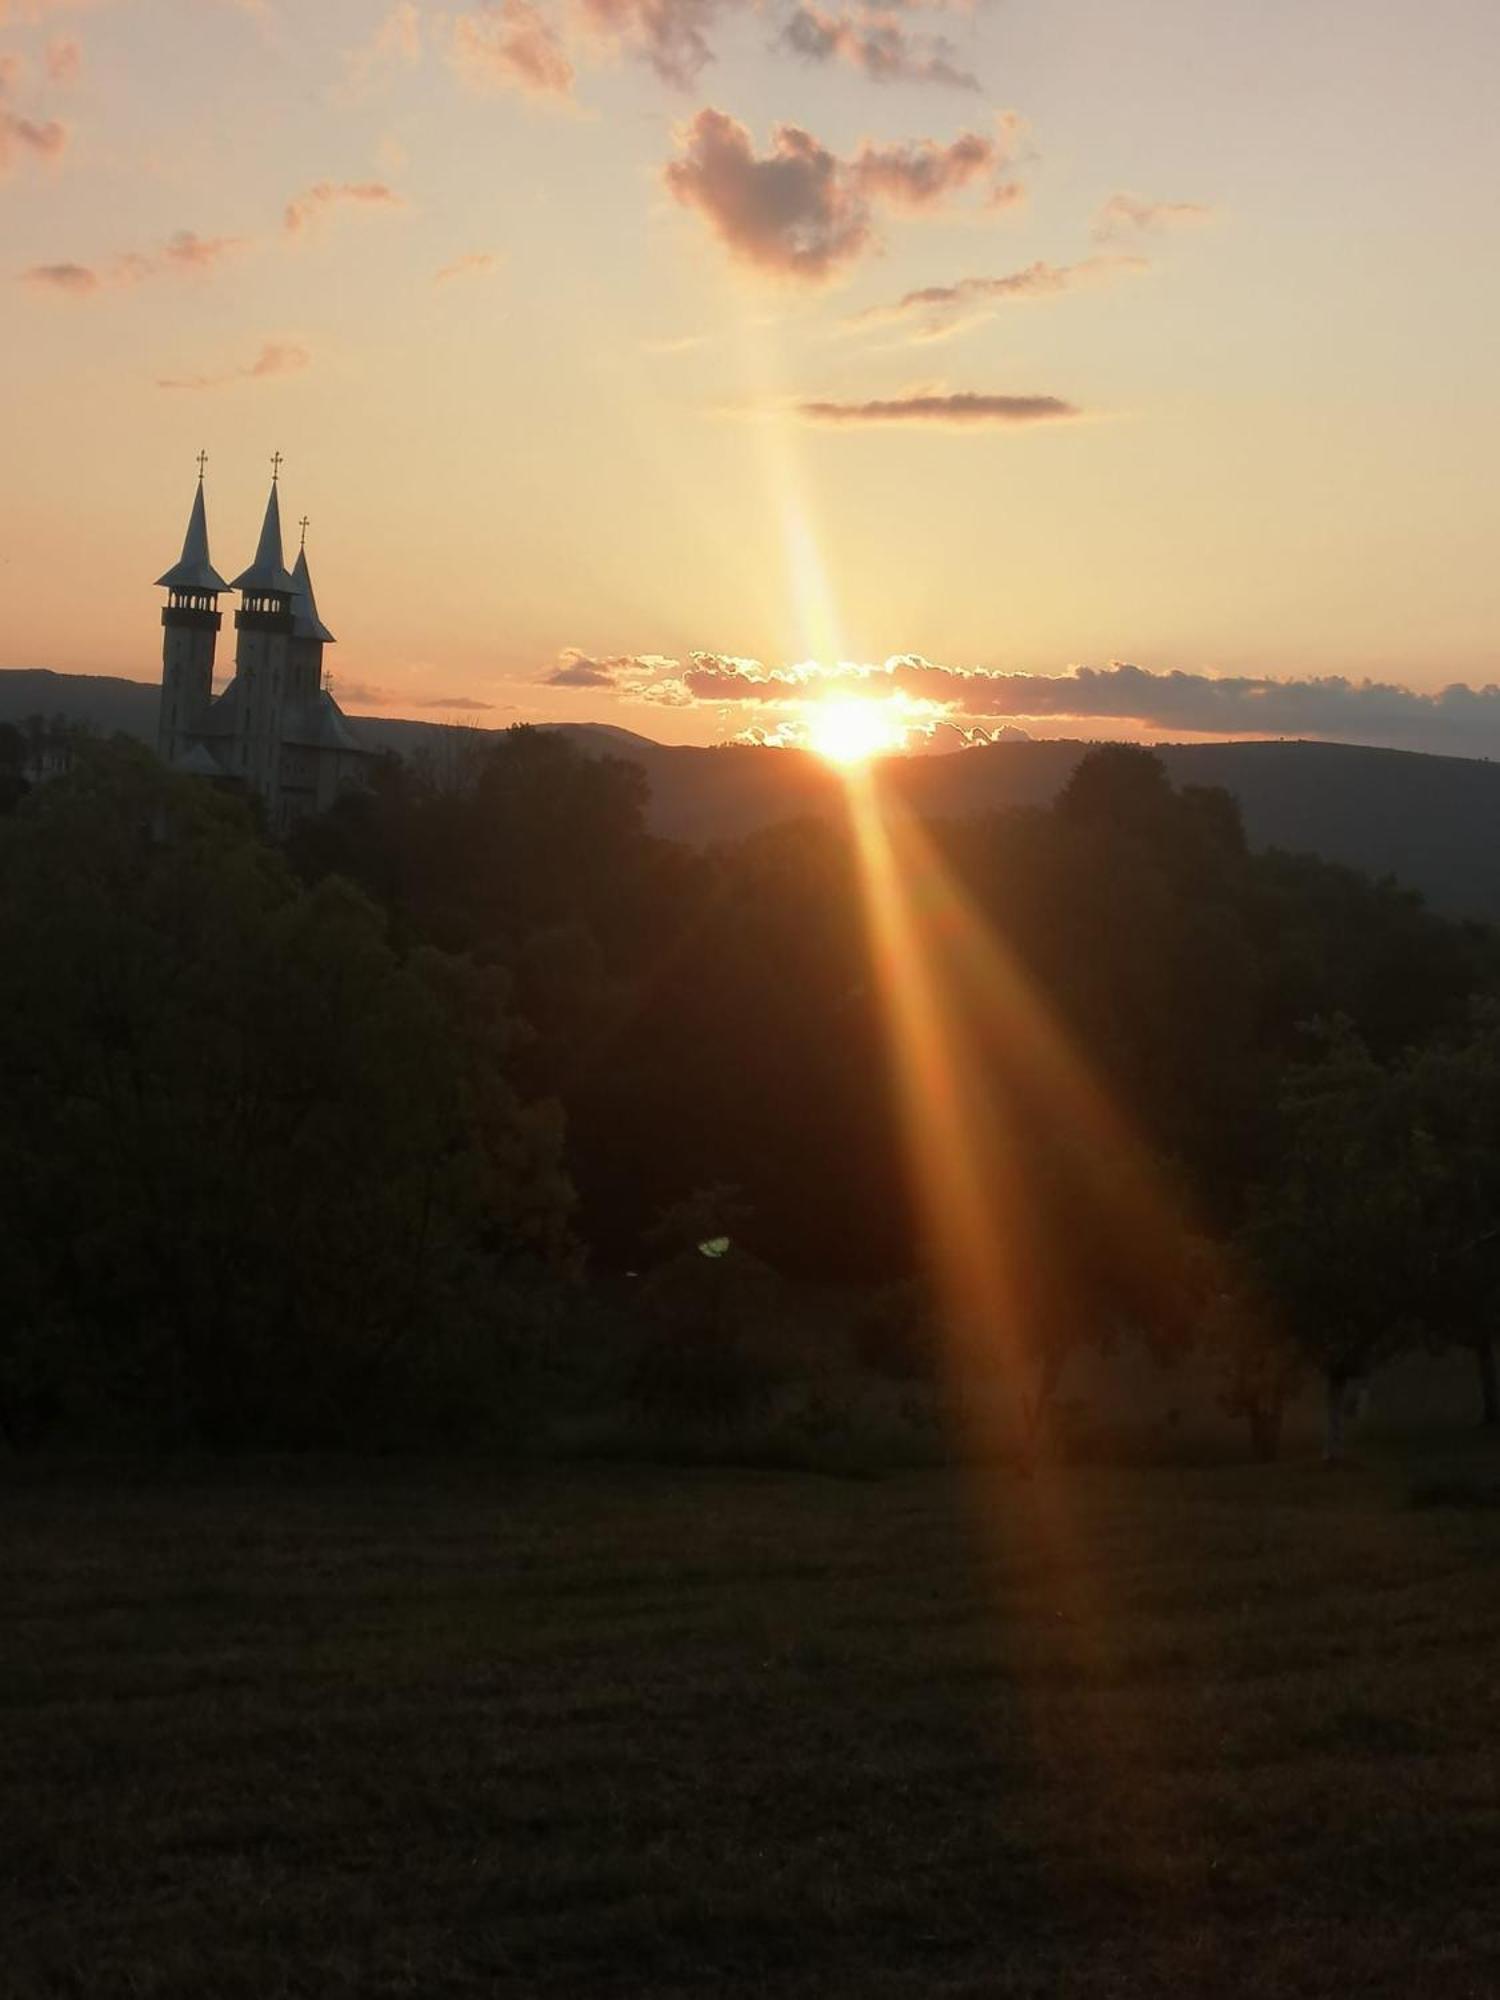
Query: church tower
228 460 297 814
288 520 335 705
156 454 228 766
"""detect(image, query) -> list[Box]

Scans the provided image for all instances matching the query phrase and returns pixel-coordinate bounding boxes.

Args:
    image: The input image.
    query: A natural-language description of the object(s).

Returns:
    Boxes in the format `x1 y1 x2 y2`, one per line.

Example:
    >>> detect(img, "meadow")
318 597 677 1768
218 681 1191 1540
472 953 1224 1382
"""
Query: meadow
6 1445 1500 1998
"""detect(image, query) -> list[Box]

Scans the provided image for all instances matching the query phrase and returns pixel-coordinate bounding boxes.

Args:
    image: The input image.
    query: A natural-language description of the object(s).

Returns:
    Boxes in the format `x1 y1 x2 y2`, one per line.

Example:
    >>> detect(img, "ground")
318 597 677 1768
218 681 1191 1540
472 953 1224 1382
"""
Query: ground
5 1448 1500 1998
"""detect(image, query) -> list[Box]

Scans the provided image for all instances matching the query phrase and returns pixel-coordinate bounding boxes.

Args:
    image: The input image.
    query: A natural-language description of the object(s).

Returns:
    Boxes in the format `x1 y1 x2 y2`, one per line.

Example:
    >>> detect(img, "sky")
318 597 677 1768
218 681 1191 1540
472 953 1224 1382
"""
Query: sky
3 0 1499 753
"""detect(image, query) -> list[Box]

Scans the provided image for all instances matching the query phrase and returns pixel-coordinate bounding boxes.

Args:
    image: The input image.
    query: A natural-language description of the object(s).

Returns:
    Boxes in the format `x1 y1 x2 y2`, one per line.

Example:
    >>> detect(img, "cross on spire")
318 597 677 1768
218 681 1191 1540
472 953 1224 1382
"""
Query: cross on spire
299 514 310 551
270 451 284 483
196 449 208 481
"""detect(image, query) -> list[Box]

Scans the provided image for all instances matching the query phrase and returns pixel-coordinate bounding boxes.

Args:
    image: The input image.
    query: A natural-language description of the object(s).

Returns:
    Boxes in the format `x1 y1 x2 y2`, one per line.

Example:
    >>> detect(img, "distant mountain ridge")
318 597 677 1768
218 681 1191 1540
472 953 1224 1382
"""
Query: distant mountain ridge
5 668 1498 924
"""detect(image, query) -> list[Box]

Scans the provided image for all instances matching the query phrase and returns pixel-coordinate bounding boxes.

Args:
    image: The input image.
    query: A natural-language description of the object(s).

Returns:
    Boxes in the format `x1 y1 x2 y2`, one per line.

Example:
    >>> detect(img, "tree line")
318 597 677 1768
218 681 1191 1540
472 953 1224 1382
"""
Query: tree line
2 728 1497 1459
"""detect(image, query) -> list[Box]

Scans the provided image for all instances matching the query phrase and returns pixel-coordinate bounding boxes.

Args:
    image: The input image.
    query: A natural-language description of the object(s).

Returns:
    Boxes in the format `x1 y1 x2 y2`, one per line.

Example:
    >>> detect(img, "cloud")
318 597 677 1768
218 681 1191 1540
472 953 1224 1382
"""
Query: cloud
157 340 311 390
852 252 1148 339
796 390 1080 427
451 0 574 96
342 0 421 93
633 675 697 707
0 106 65 171
411 694 498 710
19 228 246 294
630 654 1500 758
664 109 1021 282
576 0 722 88
779 4 979 89
20 257 93 292
284 180 405 233
1093 192 1213 242
435 249 500 281
543 647 673 687
44 30 78 80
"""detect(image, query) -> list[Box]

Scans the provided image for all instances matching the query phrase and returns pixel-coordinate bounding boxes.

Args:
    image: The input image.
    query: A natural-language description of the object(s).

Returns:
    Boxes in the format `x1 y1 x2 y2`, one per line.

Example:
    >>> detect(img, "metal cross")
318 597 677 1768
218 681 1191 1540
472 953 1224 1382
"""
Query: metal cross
299 515 310 550
196 449 209 480
270 451 284 482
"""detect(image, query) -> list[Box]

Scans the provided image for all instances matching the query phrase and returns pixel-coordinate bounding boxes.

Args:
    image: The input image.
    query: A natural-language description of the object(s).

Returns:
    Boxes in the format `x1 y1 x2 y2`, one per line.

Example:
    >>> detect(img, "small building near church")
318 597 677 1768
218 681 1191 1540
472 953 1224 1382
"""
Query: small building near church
156 460 375 830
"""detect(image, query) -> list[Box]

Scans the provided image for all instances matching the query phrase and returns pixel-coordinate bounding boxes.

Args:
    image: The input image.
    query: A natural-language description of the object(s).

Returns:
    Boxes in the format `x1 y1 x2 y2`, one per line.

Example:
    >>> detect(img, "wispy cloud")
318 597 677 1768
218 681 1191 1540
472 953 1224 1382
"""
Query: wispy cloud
435 249 500 282
796 390 1080 427
43 30 78 79
451 0 574 98
779 3 979 89
1093 191 1214 242
0 104 66 173
157 340 311 390
19 228 247 295
664 109 1023 283
851 253 1148 341
283 179 406 233
576 0 723 88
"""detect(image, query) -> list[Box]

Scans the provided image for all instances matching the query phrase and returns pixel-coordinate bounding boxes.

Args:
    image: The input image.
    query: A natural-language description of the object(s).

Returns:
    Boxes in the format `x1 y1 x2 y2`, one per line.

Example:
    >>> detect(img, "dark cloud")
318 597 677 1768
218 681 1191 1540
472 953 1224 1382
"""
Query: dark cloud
577 0 722 86
796 390 1081 426
412 695 498 711
779 4 979 89
543 648 672 688
20 257 94 292
664 109 1022 282
1093 192 1213 242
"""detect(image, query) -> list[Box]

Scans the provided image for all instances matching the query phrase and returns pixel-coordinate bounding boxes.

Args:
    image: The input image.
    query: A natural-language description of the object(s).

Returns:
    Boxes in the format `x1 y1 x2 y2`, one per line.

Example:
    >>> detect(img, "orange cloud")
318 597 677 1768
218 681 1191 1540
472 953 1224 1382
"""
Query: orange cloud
19 228 245 294
451 0 573 97
284 180 406 233
435 249 500 281
157 340 311 391
0 105 65 171
44 31 78 80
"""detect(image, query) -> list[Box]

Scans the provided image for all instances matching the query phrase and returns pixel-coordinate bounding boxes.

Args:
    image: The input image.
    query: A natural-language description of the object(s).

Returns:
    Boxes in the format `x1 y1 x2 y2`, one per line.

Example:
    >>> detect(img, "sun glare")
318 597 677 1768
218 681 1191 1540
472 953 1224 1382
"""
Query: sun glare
806 698 907 767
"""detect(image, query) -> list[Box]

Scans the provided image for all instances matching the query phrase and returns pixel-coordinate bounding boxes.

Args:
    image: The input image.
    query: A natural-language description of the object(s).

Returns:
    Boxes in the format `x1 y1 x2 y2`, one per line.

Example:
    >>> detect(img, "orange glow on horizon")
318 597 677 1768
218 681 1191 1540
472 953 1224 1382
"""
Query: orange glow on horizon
805 697 909 766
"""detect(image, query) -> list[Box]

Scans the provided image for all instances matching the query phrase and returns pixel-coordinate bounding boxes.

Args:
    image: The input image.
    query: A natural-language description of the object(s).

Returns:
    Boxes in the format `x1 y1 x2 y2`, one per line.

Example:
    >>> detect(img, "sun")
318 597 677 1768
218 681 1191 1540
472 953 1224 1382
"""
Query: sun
806 698 907 767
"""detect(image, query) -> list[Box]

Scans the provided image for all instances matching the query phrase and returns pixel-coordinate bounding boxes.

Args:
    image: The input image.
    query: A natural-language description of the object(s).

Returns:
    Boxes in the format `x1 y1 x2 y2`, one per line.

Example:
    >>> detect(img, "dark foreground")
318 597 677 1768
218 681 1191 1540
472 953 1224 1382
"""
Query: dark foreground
5 1452 1500 1998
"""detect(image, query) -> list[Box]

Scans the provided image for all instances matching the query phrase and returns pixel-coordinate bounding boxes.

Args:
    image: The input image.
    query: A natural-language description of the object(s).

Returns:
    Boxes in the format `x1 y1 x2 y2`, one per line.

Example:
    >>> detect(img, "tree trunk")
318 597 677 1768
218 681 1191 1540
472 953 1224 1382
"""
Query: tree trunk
1477 1334 1500 1428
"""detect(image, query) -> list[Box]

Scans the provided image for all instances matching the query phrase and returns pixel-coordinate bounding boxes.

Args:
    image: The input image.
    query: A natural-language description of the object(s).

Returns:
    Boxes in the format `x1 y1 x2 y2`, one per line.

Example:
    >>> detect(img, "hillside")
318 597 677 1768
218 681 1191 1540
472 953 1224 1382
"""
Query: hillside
5 668 1499 922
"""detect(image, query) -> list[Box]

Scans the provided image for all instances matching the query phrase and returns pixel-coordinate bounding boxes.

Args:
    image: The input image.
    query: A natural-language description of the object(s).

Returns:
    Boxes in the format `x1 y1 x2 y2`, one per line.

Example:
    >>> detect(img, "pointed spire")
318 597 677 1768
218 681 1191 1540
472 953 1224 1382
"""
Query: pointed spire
231 477 297 595
291 544 336 644
156 463 229 592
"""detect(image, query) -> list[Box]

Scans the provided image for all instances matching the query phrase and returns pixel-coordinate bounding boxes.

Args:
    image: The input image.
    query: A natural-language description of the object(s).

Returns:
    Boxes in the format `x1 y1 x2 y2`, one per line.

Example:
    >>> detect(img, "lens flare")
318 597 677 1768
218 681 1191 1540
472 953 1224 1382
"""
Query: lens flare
806 697 908 766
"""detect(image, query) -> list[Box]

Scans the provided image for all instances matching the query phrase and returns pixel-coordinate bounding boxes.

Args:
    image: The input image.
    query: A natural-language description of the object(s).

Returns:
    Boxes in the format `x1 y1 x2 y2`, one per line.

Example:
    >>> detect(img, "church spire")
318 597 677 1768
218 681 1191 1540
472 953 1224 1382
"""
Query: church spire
291 541 336 645
155 457 229 593
231 468 296 596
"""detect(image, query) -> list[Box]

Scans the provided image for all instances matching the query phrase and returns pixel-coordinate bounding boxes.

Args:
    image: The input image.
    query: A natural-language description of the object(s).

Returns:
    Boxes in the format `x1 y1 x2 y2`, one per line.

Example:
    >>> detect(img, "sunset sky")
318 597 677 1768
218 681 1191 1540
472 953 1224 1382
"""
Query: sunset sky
4 0 1499 752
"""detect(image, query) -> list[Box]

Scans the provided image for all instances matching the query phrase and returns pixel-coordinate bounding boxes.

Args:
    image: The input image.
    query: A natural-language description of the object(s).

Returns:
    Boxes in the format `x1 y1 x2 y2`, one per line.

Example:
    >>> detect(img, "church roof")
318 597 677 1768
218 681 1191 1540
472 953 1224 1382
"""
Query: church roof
156 477 229 593
291 547 336 644
173 741 228 779
230 480 297 595
281 691 374 755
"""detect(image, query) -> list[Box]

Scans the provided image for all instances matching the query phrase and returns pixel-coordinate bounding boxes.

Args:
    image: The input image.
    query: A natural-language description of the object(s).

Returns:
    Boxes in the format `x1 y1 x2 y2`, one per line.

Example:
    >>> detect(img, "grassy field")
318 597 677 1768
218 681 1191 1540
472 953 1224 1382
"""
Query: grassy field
5 1447 1500 1998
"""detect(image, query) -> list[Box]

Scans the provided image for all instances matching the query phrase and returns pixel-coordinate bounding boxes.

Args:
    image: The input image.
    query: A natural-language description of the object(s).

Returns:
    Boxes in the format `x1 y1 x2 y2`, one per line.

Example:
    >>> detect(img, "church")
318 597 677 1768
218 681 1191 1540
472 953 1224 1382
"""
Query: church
157 458 375 830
